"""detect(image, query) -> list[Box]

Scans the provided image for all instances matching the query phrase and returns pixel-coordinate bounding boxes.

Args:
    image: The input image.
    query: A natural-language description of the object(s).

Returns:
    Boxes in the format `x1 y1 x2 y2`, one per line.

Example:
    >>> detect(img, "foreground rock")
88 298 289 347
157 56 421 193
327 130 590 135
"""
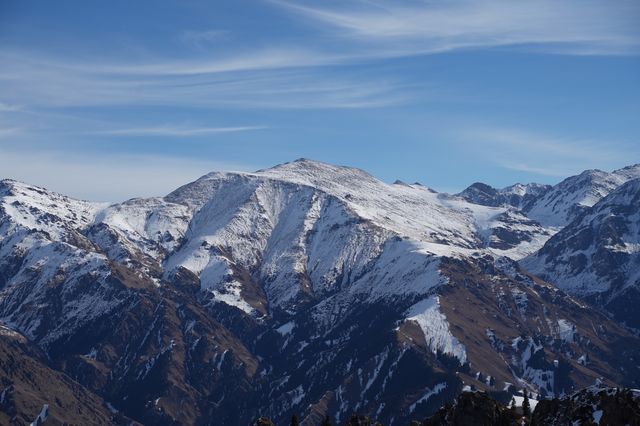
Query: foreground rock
533 386 640 426
418 392 518 426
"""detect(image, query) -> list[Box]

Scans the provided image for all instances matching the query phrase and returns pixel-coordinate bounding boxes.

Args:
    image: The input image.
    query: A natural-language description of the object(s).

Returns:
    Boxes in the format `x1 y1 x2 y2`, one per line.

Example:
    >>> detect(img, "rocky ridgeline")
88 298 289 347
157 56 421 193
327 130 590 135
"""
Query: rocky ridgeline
255 387 640 425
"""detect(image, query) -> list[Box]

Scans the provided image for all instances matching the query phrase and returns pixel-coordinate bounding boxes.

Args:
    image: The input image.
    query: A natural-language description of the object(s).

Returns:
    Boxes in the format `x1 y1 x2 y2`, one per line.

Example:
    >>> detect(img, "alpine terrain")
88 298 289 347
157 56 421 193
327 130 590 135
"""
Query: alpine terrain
1 159 639 425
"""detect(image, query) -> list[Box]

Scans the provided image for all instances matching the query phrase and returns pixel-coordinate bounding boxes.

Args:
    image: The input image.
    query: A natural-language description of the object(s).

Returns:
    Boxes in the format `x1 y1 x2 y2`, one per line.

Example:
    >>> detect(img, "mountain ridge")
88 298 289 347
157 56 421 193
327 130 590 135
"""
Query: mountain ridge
1 159 640 425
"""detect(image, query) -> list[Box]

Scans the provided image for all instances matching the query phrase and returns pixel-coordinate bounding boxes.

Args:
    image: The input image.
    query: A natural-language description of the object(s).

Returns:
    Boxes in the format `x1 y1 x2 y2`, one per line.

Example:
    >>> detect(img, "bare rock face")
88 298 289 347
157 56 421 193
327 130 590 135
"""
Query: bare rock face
457 182 551 211
0 326 131 425
0 160 639 425
419 392 518 426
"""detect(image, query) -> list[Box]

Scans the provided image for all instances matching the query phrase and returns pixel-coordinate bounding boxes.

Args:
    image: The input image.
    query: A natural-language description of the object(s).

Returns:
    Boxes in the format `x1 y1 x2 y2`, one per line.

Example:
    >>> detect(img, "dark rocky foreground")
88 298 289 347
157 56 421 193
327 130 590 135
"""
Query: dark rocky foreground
532 387 640 426
255 387 640 426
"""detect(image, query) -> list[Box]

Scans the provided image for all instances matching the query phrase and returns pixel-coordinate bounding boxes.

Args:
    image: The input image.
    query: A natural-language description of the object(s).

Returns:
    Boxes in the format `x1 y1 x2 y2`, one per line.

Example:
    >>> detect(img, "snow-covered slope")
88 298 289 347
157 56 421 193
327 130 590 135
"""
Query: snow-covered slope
0 181 151 349
82 159 549 313
522 178 640 328
0 160 550 332
0 179 103 240
458 165 640 230
95 197 190 259
613 164 640 181
94 159 640 316
525 170 622 228
0 159 624 324
525 166 640 228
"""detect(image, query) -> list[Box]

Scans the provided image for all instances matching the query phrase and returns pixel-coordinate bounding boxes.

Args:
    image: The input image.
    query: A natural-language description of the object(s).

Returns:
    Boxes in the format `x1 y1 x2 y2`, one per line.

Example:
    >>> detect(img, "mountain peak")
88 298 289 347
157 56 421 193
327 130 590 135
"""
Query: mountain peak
255 158 378 188
457 182 500 207
260 158 364 174
0 178 25 191
604 176 640 205
613 163 640 180
575 168 609 180
292 157 315 163
469 182 498 194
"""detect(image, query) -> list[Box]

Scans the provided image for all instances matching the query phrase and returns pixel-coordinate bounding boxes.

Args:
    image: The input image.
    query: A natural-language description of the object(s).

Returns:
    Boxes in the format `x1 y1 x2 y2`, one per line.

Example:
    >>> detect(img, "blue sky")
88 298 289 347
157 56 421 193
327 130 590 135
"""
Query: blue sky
1 0 639 201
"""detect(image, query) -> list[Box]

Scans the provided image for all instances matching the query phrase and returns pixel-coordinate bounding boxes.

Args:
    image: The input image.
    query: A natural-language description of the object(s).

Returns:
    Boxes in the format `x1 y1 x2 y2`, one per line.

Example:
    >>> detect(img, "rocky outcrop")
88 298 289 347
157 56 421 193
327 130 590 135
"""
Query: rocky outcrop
533 387 640 425
417 391 518 426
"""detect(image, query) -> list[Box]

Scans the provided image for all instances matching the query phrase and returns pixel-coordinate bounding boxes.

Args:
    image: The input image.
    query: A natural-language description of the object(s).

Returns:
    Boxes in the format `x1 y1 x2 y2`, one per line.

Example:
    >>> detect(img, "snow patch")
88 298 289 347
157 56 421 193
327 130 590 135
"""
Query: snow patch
557 319 576 342
276 321 295 335
511 395 539 412
405 296 467 363
30 404 48 426
409 382 447 413
593 409 603 424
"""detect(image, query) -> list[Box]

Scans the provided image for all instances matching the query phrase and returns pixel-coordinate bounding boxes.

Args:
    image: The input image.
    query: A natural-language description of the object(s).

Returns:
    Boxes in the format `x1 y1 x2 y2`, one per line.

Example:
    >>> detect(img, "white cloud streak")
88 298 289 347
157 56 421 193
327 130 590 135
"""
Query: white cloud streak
459 127 634 177
274 0 640 56
178 29 230 48
71 48 341 76
1 1 636 113
0 102 22 112
97 125 266 137
495 162 574 178
0 127 22 138
0 50 407 109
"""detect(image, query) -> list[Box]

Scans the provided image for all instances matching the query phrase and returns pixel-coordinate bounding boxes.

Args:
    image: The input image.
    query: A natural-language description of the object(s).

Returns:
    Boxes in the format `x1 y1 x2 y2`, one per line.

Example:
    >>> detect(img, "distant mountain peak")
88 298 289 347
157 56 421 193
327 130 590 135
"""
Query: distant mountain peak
522 175 640 327
457 181 550 210
613 163 640 180
470 182 497 192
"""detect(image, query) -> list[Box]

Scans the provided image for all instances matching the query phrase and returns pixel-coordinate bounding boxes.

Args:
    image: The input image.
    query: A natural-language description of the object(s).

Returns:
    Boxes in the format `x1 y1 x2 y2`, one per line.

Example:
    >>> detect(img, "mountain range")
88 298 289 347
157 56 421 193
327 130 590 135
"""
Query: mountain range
1 158 639 425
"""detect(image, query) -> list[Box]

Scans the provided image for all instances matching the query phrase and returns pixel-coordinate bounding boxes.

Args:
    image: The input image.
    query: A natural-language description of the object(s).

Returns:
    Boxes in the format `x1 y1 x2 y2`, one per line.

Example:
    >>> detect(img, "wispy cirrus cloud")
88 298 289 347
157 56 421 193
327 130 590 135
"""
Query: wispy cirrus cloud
0 127 22 138
273 0 640 56
178 29 230 49
458 127 635 177
97 125 266 137
0 49 408 110
0 102 22 112
496 162 574 178
1 1 636 114
71 47 341 76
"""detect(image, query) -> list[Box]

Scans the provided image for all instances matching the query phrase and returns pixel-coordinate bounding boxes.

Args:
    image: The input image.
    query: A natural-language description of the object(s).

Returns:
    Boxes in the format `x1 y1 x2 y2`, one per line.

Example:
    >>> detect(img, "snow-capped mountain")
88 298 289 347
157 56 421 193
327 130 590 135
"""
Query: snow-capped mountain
522 178 640 329
1 159 639 425
457 182 551 210
85 159 555 314
524 166 640 228
458 165 640 229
